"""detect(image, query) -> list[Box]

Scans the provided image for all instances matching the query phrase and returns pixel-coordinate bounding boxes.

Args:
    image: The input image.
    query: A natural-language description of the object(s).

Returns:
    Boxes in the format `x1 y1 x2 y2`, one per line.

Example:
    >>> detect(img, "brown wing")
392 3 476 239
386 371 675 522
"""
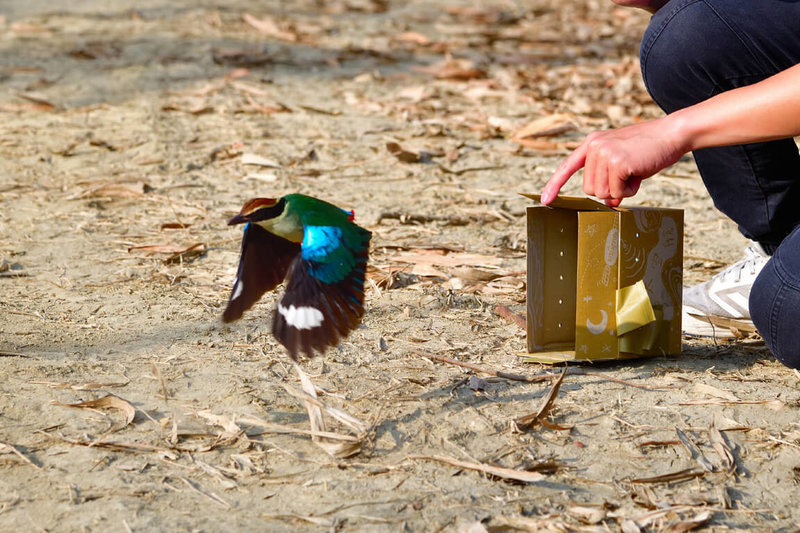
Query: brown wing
271 249 368 360
222 223 301 323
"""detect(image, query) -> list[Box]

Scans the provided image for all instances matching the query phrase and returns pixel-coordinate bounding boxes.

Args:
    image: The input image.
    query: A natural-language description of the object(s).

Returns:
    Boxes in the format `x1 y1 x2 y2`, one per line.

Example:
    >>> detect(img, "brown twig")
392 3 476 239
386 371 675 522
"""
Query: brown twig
417 351 672 391
415 352 554 383
575 370 673 391
0 441 41 469
494 304 526 330
406 454 545 483
0 351 31 358
376 212 497 226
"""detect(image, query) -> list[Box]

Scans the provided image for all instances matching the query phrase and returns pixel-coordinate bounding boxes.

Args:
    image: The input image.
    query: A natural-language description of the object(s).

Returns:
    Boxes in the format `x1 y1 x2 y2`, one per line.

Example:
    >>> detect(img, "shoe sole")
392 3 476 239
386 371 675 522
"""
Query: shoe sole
682 312 757 339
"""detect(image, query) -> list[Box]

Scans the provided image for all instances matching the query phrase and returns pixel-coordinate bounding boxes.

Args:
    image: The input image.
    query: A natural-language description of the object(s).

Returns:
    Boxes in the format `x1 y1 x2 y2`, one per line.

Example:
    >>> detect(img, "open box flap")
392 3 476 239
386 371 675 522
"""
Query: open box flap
520 193 615 212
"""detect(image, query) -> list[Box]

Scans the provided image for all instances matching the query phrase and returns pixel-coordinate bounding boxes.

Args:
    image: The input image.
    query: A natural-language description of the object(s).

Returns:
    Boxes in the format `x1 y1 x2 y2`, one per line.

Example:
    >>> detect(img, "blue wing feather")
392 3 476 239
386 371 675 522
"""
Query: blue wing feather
301 225 357 284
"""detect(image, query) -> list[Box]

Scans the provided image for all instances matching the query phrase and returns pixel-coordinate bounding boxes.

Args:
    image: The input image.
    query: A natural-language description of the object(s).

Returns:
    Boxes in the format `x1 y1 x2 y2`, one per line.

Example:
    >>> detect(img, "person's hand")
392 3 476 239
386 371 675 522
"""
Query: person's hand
541 117 687 207
611 0 669 14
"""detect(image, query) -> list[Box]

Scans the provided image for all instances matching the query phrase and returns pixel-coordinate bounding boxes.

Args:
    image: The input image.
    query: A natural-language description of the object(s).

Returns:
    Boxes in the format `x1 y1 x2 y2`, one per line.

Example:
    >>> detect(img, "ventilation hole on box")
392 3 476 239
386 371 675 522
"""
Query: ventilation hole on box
559 250 564 257
558 322 562 328
635 257 639 262
635 232 640 238
558 299 563 305
559 274 564 281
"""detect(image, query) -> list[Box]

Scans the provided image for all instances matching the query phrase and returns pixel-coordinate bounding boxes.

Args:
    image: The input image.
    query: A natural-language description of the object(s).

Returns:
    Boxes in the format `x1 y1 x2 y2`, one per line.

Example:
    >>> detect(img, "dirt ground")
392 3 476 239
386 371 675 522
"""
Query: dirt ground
2 1 800 531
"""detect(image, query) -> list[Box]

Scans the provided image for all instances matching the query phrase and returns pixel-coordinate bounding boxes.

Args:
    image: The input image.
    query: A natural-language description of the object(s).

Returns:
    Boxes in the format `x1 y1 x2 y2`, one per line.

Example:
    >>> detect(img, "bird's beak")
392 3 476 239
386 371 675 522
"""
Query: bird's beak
227 213 249 226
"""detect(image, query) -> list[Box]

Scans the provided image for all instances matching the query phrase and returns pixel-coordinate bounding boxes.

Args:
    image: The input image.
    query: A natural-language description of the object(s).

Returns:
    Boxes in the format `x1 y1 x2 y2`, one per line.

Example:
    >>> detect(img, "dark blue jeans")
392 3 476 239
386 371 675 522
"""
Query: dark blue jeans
640 0 800 367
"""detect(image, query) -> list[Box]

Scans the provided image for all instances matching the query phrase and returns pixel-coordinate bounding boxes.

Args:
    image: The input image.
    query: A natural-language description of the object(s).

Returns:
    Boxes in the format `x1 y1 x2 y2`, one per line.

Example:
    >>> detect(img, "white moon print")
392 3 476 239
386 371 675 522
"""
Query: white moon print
586 310 608 335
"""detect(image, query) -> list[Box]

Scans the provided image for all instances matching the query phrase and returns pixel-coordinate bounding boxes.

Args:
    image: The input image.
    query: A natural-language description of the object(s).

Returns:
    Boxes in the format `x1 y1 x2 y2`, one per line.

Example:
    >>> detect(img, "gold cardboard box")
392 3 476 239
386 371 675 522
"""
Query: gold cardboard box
521 194 683 363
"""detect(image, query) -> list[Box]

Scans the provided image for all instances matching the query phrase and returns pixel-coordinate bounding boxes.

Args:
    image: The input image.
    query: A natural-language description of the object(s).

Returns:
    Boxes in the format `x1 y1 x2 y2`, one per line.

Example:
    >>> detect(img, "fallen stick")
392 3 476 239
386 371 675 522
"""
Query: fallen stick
416 352 553 383
407 454 545 483
0 441 41 469
494 304 526 330
418 351 672 391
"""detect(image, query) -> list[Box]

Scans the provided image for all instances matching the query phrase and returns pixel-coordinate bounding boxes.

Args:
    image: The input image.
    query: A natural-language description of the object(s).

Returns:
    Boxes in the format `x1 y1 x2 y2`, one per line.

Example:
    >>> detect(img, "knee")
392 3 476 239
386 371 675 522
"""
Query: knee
750 259 800 369
639 1 725 112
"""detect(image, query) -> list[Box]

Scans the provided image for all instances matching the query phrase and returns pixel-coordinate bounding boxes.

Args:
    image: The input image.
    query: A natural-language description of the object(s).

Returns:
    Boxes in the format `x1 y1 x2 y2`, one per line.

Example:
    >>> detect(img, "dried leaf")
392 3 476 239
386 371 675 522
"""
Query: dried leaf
512 138 565 151
53 394 136 427
512 113 575 140
386 142 420 163
295 364 326 435
0 103 53 112
494 304 526 330
241 152 282 168
210 142 244 161
621 520 641 533
284 364 366 458
11 21 46 33
568 504 607 525
196 410 242 440
245 93 291 115
73 181 148 199
212 47 273 67
450 266 502 282
127 243 192 253
160 222 192 230
477 277 525 295
16 92 56 110
261 514 333 527
242 13 298 42
128 242 207 263
700 314 758 335
514 367 569 431
30 379 129 390
194 459 238 489
395 31 431 46
675 427 715 472
397 85 434 102
162 101 214 115
709 423 736 474
679 398 784 409
630 468 705 484
410 263 449 278
662 511 711 533
413 58 486 80
457 522 488 533
692 382 738 401
225 68 250 80
230 453 264 475
390 249 502 268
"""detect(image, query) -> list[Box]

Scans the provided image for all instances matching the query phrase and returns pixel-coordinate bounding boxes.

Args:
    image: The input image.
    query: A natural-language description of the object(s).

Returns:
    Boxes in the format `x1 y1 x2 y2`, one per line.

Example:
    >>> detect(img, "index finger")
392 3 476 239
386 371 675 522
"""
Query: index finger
541 142 588 204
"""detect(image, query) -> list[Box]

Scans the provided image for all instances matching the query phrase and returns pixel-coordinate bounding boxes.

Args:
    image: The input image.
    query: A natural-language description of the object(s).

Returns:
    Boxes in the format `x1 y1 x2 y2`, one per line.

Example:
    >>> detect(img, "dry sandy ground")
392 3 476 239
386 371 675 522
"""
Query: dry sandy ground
2 1 800 531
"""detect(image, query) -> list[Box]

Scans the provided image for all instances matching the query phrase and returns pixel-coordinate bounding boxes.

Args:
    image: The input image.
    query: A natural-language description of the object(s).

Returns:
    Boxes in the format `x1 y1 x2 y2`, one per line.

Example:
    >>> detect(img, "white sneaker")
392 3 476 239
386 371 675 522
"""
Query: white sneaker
682 242 770 338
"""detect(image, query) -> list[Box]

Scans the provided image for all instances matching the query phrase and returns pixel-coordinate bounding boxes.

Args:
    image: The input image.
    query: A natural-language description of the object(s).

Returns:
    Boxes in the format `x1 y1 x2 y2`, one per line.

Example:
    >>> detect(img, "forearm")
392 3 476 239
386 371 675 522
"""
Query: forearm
665 63 800 153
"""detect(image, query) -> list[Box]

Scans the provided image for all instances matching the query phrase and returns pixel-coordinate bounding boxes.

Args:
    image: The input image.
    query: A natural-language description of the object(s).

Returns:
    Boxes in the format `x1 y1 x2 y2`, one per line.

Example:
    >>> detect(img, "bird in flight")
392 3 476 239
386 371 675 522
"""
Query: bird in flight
222 194 371 359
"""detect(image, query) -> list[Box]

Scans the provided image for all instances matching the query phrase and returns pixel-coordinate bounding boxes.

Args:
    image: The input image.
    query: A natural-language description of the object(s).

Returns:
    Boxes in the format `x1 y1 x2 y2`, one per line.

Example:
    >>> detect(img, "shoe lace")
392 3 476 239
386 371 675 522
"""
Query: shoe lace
719 243 769 283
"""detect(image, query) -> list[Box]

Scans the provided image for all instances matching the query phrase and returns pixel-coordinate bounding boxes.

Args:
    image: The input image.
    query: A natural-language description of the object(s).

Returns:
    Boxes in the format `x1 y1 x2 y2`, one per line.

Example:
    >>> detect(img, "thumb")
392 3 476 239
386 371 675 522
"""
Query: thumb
623 176 643 197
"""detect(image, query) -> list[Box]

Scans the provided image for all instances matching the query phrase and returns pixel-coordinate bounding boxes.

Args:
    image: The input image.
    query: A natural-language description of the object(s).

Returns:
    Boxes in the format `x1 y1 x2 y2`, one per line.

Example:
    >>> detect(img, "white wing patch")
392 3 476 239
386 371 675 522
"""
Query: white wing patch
231 278 244 301
278 303 324 330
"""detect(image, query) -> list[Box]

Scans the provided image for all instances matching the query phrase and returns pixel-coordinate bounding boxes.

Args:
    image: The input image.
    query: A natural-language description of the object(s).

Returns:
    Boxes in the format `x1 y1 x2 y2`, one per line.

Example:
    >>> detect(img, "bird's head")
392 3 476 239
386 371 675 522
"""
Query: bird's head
228 197 286 226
